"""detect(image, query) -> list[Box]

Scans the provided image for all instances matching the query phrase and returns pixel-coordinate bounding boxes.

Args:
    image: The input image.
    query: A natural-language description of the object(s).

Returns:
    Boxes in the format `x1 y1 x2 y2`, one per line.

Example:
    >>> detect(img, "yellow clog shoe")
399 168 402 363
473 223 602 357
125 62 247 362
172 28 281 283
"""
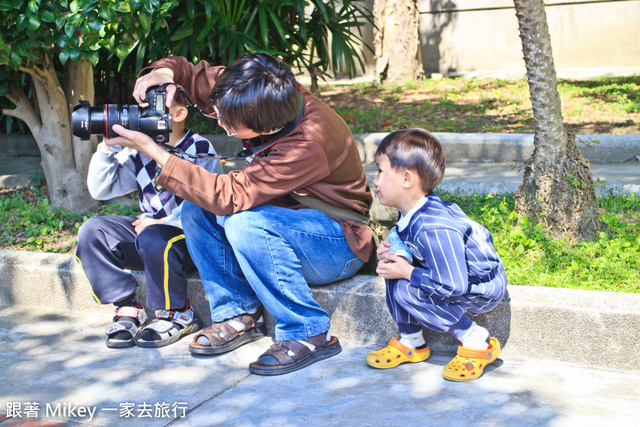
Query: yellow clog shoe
366 337 431 369
443 337 501 381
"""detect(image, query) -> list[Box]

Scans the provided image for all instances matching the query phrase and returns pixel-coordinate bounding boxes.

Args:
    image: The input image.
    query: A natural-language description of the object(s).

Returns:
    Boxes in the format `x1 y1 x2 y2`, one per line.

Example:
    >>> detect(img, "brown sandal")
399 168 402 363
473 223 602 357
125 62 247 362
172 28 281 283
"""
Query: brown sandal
249 331 342 376
188 307 266 356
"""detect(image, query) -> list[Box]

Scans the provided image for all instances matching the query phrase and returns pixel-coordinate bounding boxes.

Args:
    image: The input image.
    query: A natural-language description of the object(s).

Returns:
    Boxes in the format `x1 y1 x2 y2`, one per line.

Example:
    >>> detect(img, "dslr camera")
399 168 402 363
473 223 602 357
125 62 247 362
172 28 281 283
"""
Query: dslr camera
72 85 172 144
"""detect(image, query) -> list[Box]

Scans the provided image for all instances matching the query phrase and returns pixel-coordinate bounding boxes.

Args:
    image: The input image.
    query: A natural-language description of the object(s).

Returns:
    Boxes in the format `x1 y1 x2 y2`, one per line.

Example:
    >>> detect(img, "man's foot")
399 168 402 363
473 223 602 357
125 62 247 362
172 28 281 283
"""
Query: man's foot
135 301 202 348
188 307 266 356
105 304 147 348
249 331 342 376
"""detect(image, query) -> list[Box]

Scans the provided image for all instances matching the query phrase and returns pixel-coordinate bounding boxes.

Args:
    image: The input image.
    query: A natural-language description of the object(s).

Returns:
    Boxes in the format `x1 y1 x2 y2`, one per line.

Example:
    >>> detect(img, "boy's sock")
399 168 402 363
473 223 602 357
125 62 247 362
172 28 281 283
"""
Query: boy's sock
459 323 490 350
399 331 426 349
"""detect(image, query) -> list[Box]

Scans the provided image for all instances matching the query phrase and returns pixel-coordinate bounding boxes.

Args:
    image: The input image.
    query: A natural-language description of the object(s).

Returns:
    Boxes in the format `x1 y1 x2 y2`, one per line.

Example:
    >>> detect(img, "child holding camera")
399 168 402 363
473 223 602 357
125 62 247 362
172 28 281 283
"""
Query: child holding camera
366 128 507 381
75 92 223 348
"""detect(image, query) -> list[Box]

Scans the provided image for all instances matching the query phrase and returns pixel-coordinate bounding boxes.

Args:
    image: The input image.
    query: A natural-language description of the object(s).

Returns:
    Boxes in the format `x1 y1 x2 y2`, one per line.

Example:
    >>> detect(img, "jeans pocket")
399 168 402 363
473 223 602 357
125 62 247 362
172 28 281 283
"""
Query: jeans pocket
336 256 363 281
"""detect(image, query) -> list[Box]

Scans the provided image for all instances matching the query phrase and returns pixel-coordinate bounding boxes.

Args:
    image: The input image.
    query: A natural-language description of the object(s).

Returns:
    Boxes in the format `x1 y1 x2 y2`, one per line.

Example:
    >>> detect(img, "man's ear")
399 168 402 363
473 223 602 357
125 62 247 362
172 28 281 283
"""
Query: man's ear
172 105 189 122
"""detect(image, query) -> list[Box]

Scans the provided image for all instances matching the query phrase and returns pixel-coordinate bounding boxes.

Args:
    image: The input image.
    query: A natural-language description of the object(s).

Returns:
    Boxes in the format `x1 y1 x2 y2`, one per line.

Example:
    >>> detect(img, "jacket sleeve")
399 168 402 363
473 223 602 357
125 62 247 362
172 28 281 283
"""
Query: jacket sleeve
409 228 469 297
140 56 225 112
86 149 137 200
160 157 224 227
156 138 331 216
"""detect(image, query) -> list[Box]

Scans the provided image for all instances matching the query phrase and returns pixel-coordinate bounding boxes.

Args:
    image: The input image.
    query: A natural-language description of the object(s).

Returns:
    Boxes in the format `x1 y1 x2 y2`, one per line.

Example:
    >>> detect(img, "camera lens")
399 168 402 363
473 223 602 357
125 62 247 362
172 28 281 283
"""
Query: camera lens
72 102 141 139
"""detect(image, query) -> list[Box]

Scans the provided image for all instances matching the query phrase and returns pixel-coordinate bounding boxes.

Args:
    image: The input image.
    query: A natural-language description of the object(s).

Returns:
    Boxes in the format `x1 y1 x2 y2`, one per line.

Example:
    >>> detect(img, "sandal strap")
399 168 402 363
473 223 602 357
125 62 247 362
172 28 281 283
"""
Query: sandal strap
143 319 175 335
262 340 310 365
387 337 414 357
194 306 264 346
457 337 499 359
113 306 147 324
156 307 195 329
259 331 329 365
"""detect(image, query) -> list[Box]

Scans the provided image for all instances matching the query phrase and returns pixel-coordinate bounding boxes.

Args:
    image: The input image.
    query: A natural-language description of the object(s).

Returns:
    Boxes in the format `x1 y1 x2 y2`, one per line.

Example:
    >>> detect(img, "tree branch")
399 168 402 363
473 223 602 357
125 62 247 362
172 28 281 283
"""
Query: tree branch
1 86 41 134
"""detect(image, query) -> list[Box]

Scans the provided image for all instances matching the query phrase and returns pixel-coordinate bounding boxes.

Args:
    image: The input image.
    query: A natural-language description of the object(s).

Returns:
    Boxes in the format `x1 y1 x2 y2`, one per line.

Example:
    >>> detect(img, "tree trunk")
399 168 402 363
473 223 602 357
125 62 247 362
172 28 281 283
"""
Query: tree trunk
2 58 99 212
373 0 423 82
512 0 600 240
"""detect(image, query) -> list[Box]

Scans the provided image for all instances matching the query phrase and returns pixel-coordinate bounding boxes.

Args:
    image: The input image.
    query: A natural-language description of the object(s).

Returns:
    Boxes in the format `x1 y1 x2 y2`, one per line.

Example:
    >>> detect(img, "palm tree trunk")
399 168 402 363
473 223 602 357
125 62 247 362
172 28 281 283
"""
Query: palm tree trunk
513 0 600 240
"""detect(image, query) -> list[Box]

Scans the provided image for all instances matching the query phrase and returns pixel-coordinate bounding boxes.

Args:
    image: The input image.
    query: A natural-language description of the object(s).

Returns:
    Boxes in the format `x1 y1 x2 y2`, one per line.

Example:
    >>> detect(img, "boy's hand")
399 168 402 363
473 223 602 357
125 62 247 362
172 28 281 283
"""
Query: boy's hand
132 217 163 235
376 239 391 261
133 68 176 106
376 252 414 281
97 142 113 153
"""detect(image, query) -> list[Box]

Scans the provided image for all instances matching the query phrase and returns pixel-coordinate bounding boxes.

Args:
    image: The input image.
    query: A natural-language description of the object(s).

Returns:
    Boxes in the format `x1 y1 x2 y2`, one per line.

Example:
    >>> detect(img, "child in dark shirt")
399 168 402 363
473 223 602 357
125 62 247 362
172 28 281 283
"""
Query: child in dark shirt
366 128 507 381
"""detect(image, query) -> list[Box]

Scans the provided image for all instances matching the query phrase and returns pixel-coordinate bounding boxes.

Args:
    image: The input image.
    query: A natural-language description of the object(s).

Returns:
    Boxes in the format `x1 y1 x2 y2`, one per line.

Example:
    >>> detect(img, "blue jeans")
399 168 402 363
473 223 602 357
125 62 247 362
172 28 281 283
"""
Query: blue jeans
181 202 364 341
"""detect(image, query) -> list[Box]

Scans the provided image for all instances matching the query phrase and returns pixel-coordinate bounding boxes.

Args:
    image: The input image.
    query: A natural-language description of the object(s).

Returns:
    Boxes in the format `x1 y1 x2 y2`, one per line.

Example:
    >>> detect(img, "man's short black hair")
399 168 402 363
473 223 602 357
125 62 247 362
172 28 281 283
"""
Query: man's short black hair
376 128 446 195
210 53 301 134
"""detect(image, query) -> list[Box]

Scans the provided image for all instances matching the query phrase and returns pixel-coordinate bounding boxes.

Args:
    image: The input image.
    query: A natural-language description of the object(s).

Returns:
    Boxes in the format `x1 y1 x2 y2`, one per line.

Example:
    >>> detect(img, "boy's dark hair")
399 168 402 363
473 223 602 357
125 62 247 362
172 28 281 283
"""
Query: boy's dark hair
376 128 445 194
210 53 301 134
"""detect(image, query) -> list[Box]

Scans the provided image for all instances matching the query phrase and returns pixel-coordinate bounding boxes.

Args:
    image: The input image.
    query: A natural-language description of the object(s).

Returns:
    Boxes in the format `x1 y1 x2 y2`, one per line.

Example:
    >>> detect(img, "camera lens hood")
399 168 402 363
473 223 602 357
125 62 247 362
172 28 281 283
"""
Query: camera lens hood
72 101 92 140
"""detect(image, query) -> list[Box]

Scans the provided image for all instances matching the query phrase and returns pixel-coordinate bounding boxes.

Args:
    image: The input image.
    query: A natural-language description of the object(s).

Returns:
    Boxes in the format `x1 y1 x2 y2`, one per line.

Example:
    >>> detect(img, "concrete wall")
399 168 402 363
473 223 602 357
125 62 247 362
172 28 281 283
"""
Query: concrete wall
418 0 640 78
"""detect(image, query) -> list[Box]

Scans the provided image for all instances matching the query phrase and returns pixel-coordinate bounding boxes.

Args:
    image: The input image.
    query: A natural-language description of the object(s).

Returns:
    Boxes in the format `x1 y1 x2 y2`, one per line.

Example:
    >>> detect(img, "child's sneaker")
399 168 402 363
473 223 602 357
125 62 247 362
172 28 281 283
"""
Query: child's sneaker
105 304 147 348
134 301 202 348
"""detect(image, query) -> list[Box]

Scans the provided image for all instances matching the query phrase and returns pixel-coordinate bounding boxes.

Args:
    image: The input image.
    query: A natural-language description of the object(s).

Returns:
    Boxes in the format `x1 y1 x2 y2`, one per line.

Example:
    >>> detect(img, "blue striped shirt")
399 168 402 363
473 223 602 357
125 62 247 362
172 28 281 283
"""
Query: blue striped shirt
396 193 505 299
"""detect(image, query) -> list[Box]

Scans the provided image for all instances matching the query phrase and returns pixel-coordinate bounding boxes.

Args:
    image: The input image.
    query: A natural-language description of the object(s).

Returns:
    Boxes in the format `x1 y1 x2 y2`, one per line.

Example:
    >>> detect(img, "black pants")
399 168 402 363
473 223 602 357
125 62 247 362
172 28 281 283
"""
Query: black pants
75 215 194 310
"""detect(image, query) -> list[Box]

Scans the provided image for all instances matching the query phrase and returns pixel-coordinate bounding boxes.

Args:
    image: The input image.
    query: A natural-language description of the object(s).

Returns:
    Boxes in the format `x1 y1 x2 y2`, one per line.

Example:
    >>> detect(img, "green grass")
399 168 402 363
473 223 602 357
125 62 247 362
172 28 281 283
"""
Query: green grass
442 191 640 294
0 182 139 253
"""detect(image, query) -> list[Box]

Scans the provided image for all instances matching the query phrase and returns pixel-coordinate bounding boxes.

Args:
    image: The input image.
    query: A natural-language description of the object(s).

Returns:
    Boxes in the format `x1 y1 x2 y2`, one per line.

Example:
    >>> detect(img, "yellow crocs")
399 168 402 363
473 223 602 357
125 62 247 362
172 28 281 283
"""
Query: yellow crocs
366 337 431 369
443 337 501 381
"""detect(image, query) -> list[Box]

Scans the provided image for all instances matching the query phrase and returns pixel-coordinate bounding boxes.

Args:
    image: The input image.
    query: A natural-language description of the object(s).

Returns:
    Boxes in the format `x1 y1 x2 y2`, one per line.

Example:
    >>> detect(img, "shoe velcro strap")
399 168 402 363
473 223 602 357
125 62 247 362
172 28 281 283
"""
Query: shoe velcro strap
172 311 194 328
145 319 174 334
105 322 128 335
388 337 414 357
114 306 146 323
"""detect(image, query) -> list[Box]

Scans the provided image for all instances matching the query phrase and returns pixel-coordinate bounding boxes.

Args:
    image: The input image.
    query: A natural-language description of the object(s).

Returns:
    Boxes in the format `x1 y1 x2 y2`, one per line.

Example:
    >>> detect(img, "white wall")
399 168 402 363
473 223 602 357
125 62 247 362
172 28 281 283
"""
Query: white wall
417 0 640 78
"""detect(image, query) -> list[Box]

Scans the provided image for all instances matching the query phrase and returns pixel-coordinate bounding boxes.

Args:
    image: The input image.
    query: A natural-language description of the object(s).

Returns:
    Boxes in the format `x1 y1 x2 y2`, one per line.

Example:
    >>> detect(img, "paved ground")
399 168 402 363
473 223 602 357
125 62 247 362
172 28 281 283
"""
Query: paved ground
1 306 639 427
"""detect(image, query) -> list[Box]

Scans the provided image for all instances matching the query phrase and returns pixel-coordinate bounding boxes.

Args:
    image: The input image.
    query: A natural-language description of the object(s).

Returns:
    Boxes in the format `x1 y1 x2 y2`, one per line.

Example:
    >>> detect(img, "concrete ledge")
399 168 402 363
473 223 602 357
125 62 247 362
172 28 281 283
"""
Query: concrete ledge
353 132 640 164
2 249 638 370
3 133 639 163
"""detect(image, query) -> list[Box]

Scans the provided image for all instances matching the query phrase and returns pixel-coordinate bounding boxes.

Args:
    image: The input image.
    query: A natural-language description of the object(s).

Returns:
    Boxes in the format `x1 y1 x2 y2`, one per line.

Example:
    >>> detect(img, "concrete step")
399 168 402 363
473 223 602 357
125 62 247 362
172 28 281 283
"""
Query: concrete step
1 249 638 371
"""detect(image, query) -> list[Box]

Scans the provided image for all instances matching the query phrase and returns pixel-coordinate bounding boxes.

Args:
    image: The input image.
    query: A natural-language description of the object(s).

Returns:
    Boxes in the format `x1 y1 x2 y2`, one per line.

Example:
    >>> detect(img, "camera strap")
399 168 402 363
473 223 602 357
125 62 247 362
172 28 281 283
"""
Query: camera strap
160 90 306 164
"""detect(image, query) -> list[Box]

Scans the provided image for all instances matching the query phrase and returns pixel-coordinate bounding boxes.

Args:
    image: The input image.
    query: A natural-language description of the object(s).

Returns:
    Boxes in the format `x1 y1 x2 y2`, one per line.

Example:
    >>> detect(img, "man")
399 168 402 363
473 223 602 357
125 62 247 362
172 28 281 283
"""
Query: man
107 53 372 375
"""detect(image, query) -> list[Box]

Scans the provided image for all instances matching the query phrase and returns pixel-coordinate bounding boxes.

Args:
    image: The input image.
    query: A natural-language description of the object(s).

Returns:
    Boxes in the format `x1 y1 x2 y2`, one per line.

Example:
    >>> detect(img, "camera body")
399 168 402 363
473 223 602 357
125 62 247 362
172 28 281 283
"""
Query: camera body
72 86 172 144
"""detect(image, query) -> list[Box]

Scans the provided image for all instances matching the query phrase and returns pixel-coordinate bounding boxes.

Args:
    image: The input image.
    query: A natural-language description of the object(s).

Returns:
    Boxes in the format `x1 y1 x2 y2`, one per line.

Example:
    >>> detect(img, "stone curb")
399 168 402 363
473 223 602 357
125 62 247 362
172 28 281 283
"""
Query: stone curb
1 249 638 370
2 132 639 162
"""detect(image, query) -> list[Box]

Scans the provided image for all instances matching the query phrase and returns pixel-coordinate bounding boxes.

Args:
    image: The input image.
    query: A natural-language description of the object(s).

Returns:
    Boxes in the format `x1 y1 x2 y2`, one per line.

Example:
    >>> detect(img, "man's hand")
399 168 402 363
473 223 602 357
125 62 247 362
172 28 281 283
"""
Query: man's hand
376 252 414 280
376 239 391 261
133 68 176 106
105 125 171 167
132 217 163 235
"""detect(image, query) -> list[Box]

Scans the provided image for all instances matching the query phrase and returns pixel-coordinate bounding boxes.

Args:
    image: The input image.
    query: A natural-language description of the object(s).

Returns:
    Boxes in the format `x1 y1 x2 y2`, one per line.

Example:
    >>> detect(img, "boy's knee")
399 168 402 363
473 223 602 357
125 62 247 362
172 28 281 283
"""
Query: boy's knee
77 216 107 245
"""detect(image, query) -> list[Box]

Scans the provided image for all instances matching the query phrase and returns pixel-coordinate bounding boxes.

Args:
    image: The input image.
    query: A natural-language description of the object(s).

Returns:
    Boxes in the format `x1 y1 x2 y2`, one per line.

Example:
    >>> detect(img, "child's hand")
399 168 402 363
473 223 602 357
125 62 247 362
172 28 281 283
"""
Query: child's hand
132 218 163 235
376 252 414 280
376 239 391 261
